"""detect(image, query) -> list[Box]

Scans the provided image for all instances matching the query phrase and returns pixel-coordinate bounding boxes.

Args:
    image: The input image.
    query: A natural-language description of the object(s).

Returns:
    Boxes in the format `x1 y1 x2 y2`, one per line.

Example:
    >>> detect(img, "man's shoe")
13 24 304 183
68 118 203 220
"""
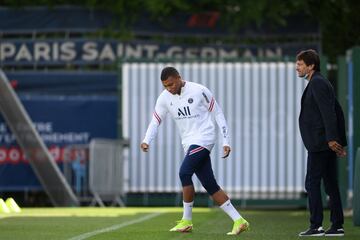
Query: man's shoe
169 219 193 232
325 228 344 237
298 227 325 237
226 217 250 235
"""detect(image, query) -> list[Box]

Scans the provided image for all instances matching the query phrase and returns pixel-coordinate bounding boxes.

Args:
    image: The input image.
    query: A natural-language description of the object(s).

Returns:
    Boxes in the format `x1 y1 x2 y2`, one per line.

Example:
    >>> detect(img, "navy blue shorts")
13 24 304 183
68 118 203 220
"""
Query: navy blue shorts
179 145 220 195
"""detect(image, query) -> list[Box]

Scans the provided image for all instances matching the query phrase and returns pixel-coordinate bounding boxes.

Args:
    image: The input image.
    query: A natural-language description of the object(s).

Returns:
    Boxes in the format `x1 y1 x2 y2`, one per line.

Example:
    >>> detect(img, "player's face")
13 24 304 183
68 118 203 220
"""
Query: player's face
162 75 182 95
296 60 313 78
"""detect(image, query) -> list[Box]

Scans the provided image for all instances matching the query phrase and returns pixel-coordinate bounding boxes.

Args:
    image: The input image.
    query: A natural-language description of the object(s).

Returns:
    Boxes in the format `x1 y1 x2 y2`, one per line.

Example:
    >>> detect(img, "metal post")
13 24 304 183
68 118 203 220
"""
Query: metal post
346 50 354 205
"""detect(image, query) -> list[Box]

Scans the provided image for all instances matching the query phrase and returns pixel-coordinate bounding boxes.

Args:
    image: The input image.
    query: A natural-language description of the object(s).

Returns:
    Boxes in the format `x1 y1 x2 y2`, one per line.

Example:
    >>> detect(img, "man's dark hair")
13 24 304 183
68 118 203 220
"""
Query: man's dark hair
161 66 180 81
296 49 321 72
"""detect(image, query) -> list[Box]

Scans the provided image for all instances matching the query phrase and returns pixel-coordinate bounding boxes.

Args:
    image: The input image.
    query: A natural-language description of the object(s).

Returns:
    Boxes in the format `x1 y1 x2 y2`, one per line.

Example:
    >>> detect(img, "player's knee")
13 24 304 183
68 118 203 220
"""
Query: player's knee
179 171 193 186
202 180 220 195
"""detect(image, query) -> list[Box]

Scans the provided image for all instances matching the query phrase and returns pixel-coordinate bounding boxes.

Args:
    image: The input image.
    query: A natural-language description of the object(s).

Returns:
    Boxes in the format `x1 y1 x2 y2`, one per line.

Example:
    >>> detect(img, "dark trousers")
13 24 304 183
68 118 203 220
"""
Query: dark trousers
179 145 220 195
305 150 344 229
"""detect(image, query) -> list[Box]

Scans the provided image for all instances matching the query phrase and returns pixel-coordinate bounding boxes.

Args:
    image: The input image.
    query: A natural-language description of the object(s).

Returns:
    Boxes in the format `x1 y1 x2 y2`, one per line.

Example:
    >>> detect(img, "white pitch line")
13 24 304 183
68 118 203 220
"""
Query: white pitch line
67 212 164 240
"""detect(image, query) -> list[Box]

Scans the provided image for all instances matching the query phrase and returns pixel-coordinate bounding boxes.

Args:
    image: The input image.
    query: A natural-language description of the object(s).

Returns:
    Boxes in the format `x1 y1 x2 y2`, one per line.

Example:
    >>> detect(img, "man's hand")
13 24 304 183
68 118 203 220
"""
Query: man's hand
140 142 149 152
222 145 231 158
328 141 347 157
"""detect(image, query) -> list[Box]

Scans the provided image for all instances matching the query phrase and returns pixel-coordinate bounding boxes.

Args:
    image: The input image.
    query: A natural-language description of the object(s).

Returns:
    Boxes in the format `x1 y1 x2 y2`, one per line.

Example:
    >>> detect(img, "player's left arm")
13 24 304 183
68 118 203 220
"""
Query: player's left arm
213 101 231 158
201 87 231 158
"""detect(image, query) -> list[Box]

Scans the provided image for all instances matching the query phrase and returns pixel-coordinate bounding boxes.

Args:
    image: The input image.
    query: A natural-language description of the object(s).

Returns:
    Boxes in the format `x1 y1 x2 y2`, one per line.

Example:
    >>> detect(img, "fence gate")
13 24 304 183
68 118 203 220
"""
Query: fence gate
89 138 126 206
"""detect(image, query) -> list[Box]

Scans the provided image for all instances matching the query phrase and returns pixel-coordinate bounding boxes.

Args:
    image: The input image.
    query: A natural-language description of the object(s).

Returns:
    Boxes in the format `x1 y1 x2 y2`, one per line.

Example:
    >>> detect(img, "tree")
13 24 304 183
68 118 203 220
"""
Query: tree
1 0 360 60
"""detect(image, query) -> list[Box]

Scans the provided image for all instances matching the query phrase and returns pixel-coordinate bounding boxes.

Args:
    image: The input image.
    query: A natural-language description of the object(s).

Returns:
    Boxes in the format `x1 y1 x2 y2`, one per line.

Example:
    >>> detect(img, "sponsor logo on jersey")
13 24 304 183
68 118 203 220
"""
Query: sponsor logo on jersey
178 106 191 116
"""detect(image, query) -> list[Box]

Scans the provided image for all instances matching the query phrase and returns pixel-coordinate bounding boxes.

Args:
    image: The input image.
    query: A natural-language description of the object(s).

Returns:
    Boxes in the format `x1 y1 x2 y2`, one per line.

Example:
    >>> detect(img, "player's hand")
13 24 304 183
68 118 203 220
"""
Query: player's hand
140 143 149 152
328 141 346 157
222 145 231 158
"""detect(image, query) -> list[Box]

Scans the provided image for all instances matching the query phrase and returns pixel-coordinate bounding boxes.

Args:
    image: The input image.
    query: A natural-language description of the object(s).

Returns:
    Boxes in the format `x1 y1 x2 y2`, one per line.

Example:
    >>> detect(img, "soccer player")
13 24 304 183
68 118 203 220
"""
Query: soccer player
140 66 249 235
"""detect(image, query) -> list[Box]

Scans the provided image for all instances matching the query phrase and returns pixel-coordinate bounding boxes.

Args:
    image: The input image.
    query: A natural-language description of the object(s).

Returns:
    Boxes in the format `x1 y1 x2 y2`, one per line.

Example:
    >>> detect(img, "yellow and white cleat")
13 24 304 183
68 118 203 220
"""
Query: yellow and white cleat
169 219 193 232
226 217 250 235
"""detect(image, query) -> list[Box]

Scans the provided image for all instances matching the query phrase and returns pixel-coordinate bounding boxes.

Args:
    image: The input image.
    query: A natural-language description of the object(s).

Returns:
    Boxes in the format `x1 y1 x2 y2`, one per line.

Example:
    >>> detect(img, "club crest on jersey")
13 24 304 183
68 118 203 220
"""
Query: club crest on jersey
188 98 193 104
178 106 191 116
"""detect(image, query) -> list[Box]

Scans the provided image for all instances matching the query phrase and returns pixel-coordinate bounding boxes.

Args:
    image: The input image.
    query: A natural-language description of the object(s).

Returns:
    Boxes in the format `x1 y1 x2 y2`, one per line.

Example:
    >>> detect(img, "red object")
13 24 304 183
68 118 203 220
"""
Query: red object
10 80 18 89
187 12 220 28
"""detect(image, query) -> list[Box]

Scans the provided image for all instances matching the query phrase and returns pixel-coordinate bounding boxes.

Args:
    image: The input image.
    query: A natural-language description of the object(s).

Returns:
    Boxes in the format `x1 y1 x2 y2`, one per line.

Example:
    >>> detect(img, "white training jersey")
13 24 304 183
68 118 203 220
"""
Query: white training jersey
143 81 230 153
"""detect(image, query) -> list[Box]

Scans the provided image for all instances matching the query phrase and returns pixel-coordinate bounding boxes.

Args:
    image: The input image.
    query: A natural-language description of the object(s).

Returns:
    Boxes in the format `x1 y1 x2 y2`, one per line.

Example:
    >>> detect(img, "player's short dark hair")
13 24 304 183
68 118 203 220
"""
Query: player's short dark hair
160 66 180 81
296 49 320 72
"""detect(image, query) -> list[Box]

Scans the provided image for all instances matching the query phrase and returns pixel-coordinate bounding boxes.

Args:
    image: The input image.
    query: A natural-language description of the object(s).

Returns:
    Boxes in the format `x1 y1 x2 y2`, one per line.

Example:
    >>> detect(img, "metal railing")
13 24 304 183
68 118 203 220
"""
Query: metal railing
89 138 128 206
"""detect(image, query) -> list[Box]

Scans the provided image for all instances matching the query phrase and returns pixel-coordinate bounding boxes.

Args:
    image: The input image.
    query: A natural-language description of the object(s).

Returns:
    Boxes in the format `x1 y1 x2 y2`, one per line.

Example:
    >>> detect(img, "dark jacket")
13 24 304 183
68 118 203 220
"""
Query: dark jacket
299 72 347 152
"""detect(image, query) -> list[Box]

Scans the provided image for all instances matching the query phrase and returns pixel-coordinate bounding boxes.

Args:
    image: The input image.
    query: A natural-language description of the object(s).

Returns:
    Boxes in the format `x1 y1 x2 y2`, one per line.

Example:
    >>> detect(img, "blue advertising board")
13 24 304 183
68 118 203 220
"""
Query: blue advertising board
0 95 117 190
0 39 319 67
6 71 118 95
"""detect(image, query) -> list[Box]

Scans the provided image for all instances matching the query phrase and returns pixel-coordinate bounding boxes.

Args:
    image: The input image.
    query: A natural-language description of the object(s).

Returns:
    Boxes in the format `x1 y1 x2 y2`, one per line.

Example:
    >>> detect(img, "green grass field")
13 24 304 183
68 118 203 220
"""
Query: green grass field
0 207 359 240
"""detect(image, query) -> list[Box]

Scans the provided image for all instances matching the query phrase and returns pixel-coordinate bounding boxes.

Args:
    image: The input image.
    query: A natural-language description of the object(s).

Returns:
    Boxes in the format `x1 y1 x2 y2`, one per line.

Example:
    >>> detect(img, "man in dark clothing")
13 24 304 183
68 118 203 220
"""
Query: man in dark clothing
296 49 347 237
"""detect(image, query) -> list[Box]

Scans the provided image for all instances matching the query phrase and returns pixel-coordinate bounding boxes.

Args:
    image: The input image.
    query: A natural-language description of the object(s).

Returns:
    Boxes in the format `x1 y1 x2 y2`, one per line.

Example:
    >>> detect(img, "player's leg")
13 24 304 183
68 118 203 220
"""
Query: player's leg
179 147 198 221
170 145 201 232
194 153 249 235
182 185 195 220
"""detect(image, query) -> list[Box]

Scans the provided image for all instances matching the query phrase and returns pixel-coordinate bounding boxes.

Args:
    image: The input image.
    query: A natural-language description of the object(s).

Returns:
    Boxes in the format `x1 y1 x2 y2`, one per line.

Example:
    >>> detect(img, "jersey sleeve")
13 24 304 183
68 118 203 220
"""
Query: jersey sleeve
200 87 215 112
201 87 230 147
142 95 168 145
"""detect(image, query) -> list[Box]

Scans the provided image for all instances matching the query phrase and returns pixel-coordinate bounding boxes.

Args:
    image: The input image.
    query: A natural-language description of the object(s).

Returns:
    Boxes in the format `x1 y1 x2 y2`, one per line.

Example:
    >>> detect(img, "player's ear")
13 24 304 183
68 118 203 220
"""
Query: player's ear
309 64 315 71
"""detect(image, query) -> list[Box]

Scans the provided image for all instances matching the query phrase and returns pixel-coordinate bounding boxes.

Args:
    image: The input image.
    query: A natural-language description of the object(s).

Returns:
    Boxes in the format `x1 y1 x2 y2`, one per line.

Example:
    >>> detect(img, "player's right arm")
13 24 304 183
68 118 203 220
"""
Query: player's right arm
141 95 168 152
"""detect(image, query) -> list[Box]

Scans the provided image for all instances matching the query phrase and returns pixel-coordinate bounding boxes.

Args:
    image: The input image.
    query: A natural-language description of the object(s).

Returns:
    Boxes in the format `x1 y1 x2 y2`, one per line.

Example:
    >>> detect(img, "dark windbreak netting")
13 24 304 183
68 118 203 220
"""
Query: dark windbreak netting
0 70 78 206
